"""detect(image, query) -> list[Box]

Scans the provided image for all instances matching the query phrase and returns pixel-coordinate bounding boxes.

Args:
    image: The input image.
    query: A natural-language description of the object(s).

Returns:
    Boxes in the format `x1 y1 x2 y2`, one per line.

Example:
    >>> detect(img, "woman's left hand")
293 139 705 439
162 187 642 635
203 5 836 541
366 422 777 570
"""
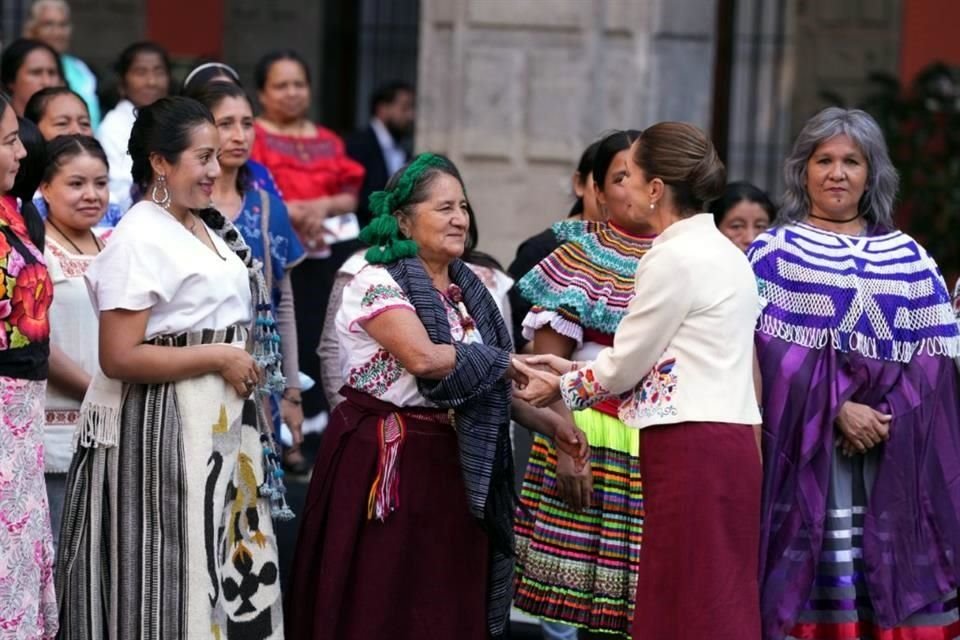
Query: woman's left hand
553 419 590 470
512 358 562 407
289 199 330 250
835 401 891 454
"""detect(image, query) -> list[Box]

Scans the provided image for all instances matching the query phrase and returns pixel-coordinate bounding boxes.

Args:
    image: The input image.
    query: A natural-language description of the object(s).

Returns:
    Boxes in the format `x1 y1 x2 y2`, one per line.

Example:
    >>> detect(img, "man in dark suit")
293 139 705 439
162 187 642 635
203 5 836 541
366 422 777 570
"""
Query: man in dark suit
345 81 415 226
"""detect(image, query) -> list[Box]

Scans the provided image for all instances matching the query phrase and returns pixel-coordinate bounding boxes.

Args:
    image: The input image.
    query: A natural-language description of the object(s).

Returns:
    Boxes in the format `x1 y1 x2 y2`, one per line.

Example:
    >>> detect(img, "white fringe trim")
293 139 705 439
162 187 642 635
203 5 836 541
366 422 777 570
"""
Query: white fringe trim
521 310 584 345
757 315 960 363
72 402 120 449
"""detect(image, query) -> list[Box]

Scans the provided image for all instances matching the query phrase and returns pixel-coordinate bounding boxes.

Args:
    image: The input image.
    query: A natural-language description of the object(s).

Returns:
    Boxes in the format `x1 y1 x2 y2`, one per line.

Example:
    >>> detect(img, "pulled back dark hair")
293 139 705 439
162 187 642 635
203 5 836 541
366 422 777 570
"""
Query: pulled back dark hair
710 181 776 226
1 38 64 94
568 139 601 217
114 42 171 81
593 129 642 190
184 82 253 194
633 122 726 214
24 86 89 129
181 61 241 94
41 134 108 185
128 96 214 191
9 115 46 250
254 50 311 91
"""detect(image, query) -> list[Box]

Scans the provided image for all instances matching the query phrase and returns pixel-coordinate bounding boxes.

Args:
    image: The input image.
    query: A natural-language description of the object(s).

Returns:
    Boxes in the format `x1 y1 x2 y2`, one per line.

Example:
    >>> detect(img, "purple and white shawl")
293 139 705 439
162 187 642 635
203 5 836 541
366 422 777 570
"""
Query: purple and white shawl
750 222 960 363
750 223 960 639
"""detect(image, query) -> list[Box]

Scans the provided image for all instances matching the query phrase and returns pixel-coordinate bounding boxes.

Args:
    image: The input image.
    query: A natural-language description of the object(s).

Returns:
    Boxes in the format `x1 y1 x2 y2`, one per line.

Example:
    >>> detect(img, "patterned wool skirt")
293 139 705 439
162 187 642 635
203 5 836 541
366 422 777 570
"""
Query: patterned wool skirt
514 408 643 636
55 328 284 639
786 451 960 640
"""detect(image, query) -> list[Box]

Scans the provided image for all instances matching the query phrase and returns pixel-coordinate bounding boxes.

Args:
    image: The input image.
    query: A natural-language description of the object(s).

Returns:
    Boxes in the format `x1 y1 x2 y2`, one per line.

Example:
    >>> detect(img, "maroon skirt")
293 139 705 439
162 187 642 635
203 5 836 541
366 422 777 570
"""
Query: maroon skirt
631 421 762 640
285 388 489 640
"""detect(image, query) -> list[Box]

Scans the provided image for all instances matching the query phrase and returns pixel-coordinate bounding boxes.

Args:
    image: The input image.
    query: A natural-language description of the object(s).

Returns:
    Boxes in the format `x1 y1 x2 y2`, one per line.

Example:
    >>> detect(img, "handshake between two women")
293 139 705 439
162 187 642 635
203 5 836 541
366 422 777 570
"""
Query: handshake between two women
506 353 591 473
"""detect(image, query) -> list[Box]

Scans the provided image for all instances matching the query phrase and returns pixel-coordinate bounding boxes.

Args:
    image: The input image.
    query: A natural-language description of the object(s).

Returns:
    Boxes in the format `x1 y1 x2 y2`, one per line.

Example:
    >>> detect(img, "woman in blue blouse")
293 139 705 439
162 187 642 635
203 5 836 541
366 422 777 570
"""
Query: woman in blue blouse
182 61 283 198
188 83 307 459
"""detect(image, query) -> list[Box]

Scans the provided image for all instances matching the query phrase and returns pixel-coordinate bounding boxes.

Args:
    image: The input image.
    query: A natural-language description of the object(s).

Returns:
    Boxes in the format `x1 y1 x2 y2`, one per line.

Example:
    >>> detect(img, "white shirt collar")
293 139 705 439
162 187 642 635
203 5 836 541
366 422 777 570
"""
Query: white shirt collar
370 118 407 175
370 118 397 151
653 212 715 245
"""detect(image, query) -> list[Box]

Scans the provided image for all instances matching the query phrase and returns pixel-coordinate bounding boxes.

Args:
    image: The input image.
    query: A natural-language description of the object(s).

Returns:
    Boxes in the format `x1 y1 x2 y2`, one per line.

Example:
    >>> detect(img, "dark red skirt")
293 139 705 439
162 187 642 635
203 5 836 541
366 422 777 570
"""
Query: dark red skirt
631 422 762 640
284 388 489 640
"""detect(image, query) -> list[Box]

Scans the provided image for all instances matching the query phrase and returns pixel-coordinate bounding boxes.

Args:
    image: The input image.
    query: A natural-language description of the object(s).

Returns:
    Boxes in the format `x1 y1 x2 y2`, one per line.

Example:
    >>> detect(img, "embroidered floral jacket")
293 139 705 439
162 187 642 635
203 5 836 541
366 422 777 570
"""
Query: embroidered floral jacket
558 214 762 429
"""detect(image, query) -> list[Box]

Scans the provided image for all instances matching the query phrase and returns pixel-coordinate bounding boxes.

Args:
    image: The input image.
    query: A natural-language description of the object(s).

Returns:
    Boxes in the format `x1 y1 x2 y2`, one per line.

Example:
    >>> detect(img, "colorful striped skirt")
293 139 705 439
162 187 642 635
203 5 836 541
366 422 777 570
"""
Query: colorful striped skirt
514 408 642 636
786 451 960 640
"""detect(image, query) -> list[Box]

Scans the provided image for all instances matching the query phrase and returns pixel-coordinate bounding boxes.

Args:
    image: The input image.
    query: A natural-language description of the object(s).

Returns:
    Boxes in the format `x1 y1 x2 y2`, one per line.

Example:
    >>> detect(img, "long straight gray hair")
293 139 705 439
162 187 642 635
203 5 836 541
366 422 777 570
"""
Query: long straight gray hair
779 107 899 228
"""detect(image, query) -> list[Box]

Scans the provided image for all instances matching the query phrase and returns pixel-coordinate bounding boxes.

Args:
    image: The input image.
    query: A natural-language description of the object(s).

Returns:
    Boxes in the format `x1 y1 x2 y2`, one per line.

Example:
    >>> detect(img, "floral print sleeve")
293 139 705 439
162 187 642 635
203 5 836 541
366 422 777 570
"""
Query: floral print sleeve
0 200 52 353
342 266 416 333
559 366 615 411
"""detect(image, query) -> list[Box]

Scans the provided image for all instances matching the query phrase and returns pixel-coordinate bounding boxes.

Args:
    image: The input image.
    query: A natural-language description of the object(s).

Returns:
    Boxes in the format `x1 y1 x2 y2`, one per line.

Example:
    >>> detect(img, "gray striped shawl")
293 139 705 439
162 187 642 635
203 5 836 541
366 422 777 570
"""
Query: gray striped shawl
386 256 515 639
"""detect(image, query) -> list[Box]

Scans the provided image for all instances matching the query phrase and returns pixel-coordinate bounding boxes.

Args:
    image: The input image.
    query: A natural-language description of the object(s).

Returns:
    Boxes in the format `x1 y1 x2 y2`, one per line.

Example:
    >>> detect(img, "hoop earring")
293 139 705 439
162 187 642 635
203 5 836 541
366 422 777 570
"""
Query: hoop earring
151 176 171 209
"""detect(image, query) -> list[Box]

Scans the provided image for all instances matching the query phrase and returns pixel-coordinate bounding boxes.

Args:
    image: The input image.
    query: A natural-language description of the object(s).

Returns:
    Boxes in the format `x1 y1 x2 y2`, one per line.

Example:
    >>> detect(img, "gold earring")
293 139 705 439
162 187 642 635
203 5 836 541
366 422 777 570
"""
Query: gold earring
151 175 171 209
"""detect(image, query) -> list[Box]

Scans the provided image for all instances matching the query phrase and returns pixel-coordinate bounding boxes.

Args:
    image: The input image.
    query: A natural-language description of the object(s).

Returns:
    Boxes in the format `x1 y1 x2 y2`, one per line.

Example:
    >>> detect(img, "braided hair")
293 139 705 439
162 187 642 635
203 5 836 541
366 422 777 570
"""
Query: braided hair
128 96 292 519
360 152 466 264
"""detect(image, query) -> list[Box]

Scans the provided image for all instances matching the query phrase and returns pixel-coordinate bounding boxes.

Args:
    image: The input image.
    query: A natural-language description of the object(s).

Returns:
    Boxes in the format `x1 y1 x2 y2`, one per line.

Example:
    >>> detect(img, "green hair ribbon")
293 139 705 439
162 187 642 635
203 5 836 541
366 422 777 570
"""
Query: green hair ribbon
360 152 448 264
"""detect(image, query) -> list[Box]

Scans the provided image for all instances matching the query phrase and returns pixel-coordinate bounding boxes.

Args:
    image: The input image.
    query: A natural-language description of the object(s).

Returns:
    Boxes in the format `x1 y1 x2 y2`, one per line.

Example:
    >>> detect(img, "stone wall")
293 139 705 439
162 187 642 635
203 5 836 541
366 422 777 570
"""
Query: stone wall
417 0 719 265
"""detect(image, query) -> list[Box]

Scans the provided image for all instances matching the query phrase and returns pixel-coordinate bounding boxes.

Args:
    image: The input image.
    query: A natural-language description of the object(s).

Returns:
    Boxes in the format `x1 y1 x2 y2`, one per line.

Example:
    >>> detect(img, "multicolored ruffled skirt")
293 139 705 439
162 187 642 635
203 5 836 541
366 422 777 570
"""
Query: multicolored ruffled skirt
514 408 642 636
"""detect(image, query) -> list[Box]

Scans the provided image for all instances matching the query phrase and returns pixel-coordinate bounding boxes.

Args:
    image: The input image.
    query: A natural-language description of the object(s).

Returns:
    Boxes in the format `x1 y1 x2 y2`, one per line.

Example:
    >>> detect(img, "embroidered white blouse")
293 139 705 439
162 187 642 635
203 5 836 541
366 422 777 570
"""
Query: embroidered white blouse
43 233 107 472
85 201 251 338
335 264 482 407
559 214 762 430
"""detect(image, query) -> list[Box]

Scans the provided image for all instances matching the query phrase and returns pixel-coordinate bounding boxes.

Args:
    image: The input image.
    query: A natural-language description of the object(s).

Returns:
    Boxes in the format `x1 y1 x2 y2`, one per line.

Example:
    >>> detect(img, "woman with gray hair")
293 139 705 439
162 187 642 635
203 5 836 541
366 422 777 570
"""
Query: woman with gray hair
751 107 960 639
23 0 100 127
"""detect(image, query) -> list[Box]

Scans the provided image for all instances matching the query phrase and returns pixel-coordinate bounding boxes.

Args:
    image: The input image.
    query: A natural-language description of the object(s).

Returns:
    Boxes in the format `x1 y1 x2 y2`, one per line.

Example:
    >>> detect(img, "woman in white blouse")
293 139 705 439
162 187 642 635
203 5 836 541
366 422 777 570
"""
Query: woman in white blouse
285 153 587 640
56 97 288 640
40 135 109 546
515 122 763 640
96 41 170 212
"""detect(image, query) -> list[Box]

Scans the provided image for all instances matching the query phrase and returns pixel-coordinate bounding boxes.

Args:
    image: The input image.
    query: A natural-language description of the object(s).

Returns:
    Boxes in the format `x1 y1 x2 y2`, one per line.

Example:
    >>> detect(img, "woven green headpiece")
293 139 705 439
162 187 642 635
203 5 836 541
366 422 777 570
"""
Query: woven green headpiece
359 152 448 264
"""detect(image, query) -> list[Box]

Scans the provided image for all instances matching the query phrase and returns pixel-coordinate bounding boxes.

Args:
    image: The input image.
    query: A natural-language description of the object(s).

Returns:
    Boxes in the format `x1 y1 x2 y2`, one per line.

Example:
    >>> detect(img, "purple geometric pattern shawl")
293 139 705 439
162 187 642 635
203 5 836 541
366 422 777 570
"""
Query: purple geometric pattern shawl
751 224 960 639
750 223 960 362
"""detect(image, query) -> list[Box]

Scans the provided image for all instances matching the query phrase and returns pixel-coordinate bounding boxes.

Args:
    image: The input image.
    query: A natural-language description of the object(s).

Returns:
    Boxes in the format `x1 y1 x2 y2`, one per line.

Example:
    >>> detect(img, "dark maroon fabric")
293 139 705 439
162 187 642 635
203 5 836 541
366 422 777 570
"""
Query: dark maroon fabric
285 388 490 639
631 422 762 640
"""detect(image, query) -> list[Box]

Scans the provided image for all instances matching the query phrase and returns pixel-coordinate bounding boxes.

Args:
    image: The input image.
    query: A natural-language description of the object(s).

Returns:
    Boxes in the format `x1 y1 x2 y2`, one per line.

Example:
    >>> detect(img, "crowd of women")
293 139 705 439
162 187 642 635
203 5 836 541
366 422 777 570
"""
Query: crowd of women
2 9 960 640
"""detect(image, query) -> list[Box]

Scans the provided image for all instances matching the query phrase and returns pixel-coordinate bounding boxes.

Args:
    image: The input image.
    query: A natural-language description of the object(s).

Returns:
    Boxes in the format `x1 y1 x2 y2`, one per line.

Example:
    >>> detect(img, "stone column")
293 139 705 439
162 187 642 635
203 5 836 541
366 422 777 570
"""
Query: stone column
724 0 901 196
417 0 718 265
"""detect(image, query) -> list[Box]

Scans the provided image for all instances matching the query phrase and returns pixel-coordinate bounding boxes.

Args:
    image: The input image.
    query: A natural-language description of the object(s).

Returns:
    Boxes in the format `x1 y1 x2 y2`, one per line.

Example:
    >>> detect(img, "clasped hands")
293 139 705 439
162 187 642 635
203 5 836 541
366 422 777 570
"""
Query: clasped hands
835 401 892 457
508 353 576 407
507 353 590 471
